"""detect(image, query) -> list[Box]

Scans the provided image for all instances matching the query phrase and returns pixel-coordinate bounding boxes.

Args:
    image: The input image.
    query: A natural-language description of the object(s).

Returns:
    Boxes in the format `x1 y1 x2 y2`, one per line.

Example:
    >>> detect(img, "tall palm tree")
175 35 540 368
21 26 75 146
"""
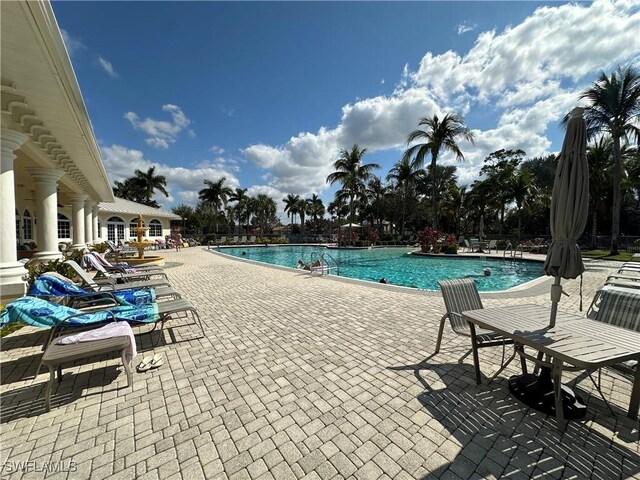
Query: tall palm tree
403 113 475 228
365 176 387 238
326 144 380 244
587 137 614 247
133 167 169 205
578 64 640 254
283 194 301 228
387 157 423 237
252 194 277 235
230 188 249 233
307 194 325 233
198 177 233 232
296 197 308 233
511 169 538 240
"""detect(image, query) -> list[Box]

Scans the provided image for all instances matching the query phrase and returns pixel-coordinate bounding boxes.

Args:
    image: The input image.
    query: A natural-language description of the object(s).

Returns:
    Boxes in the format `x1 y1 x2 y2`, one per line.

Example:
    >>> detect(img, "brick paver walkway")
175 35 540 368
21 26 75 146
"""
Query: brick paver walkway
1 247 638 479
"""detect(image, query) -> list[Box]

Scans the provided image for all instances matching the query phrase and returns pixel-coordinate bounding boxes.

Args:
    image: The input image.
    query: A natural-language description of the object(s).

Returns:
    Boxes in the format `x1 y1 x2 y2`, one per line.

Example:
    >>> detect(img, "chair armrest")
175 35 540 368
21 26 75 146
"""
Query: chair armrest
66 292 119 310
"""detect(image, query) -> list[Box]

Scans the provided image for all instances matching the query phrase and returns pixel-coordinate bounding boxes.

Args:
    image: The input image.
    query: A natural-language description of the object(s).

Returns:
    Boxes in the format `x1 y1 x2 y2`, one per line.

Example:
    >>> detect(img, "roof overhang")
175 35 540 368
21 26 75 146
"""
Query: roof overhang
1 0 114 202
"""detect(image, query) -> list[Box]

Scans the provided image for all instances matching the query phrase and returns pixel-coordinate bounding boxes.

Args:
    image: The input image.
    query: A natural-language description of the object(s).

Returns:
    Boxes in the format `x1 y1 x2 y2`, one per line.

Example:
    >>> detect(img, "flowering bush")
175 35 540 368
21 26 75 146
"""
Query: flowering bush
369 230 379 245
417 227 442 253
417 229 458 254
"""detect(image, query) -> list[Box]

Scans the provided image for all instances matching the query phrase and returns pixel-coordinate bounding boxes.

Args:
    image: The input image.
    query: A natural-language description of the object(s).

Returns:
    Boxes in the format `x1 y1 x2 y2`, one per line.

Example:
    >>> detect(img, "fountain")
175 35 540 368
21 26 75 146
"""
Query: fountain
123 214 165 266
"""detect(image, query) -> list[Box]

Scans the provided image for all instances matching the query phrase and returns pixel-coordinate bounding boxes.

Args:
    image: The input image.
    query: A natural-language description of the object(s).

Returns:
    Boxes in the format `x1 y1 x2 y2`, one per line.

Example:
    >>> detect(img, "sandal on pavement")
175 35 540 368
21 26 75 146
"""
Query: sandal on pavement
137 356 154 372
149 354 164 369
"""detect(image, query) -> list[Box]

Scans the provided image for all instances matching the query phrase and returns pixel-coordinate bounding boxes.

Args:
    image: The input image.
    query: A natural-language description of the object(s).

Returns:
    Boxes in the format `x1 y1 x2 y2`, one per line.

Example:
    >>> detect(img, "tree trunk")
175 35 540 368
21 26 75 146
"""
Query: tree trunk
431 155 438 228
611 136 622 255
349 193 355 245
517 206 522 241
591 207 598 249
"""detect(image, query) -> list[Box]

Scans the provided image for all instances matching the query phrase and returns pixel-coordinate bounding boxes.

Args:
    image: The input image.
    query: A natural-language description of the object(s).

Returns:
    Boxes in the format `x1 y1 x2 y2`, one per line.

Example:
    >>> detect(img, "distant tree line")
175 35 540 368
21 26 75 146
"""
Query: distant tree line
112 65 640 254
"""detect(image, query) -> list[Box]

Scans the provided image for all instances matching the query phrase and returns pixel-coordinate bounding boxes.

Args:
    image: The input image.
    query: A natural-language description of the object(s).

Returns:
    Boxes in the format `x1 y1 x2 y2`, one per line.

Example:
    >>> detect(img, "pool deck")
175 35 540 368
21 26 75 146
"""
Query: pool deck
1 247 638 479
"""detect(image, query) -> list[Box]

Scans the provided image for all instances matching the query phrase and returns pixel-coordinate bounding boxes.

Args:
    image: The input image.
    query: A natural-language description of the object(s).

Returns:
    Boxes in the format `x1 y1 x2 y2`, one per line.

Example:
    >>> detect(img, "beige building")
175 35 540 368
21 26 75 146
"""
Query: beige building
1 1 175 301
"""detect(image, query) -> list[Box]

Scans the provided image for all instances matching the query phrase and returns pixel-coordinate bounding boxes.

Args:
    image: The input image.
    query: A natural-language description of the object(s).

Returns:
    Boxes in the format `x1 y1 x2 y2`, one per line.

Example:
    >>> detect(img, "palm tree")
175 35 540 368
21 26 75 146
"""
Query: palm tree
252 194 277 235
578 65 640 254
586 137 614 247
403 113 475 228
133 167 169 206
365 177 387 238
307 194 325 233
171 204 194 233
387 157 423 237
229 188 249 233
198 177 233 232
511 169 538 240
326 144 380 244
283 194 301 228
294 197 307 233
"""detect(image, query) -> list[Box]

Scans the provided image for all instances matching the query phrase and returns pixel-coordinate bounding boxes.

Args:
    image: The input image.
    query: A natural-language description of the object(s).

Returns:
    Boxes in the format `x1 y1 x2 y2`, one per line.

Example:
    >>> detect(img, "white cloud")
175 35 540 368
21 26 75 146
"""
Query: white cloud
61 29 86 57
241 0 639 196
98 56 118 77
210 145 225 154
456 22 476 35
124 104 193 149
101 144 239 207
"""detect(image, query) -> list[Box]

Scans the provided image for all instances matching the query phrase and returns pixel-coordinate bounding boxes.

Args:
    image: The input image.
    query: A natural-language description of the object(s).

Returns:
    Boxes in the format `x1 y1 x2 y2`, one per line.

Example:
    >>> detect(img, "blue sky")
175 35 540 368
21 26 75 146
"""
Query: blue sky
53 0 639 215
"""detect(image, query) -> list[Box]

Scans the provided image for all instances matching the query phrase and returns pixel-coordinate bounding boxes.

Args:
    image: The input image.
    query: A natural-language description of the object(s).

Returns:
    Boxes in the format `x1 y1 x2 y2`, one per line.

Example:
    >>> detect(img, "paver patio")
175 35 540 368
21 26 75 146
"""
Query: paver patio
1 247 638 479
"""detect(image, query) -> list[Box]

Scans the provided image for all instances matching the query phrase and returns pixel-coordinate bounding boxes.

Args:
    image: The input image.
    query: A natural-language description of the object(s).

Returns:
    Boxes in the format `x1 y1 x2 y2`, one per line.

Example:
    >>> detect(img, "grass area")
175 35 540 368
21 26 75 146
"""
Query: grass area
0 323 23 338
582 250 634 262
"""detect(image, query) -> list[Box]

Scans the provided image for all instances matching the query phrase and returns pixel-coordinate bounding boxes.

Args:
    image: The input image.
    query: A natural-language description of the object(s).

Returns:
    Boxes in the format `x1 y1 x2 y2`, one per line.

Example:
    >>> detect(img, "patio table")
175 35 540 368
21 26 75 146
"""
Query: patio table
462 304 640 426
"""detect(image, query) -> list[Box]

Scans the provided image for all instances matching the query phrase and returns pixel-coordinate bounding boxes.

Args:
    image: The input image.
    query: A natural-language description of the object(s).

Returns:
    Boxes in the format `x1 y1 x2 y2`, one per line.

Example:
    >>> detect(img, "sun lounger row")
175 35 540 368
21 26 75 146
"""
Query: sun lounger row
217 235 258 244
0 259 205 411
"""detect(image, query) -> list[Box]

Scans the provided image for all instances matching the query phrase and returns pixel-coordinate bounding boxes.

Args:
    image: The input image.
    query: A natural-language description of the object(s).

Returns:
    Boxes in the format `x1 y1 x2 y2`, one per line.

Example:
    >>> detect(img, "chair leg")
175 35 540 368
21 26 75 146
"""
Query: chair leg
434 315 447 354
121 349 133 387
468 323 482 385
45 365 55 412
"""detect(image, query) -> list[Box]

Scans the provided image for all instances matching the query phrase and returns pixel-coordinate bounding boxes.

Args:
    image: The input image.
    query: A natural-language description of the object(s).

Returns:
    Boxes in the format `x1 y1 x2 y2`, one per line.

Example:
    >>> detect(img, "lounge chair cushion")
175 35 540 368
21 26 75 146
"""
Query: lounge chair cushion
0 297 158 328
30 275 156 305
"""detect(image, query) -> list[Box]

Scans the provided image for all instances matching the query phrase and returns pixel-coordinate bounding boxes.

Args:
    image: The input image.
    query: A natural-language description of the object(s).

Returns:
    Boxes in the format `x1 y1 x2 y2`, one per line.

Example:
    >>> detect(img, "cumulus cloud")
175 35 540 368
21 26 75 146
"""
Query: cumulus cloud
101 144 239 206
242 0 639 194
98 56 117 77
124 104 193 149
210 145 225 154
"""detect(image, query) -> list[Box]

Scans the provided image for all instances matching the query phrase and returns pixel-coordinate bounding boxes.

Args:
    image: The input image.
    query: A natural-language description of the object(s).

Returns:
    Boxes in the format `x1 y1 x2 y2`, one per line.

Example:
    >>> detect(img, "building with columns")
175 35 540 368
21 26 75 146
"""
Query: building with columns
1 2 171 301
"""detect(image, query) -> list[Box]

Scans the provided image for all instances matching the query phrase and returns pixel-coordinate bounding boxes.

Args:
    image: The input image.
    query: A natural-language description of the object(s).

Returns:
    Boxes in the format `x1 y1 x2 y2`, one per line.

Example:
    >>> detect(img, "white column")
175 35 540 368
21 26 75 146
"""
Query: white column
84 199 94 245
29 168 65 262
69 193 87 250
0 128 29 300
92 205 100 242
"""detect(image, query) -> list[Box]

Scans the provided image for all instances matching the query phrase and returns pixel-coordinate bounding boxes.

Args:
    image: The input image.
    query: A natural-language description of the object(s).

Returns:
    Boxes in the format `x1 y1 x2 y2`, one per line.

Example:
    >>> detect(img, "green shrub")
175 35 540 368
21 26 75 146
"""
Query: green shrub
90 242 110 253
27 259 77 288
65 249 85 265
443 244 459 254
496 240 509 250
203 234 217 244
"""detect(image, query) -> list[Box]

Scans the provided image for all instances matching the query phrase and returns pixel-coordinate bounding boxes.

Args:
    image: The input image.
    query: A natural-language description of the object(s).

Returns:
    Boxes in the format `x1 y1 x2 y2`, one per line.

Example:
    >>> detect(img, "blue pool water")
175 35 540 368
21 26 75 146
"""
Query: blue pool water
217 246 543 291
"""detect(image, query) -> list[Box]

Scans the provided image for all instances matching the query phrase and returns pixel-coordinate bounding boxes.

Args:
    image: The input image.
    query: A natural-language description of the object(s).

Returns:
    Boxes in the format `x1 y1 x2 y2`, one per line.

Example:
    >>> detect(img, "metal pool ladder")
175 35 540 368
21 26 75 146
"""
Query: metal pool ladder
309 251 340 276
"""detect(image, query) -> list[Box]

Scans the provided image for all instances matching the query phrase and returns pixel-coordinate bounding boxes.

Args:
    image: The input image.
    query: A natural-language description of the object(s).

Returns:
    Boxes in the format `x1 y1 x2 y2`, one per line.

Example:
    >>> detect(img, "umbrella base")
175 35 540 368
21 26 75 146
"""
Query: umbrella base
508 373 587 420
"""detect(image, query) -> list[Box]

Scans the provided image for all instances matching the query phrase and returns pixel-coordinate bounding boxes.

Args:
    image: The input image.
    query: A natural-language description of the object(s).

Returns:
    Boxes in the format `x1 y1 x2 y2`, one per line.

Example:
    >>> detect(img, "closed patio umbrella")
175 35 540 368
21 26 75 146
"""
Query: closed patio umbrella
478 215 484 242
508 107 589 421
543 107 589 327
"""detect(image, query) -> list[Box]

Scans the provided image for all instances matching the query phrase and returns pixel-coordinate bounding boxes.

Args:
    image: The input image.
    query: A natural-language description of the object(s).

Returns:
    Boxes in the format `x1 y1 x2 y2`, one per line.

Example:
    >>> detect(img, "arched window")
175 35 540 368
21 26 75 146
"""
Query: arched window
57 214 71 239
107 216 125 242
149 219 163 237
23 210 32 240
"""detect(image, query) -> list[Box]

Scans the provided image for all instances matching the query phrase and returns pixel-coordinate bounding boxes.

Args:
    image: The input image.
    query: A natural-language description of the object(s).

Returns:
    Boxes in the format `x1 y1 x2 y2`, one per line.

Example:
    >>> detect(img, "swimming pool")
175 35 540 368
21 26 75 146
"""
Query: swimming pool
217 246 543 291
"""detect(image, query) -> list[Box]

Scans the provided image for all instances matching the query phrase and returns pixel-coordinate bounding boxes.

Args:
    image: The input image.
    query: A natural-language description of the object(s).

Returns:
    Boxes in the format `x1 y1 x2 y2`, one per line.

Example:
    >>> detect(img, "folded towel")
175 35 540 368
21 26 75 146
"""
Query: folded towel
55 322 137 363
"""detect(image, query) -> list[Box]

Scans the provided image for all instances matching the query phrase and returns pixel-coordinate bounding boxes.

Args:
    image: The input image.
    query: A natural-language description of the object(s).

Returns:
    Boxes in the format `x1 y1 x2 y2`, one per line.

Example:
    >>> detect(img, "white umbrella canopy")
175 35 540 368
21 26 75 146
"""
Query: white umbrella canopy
543 107 589 327
339 223 362 229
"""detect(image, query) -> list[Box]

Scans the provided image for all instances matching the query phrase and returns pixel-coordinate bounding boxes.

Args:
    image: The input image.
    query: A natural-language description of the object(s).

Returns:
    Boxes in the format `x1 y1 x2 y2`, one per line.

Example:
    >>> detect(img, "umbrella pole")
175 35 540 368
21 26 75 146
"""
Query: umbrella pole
549 276 562 328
